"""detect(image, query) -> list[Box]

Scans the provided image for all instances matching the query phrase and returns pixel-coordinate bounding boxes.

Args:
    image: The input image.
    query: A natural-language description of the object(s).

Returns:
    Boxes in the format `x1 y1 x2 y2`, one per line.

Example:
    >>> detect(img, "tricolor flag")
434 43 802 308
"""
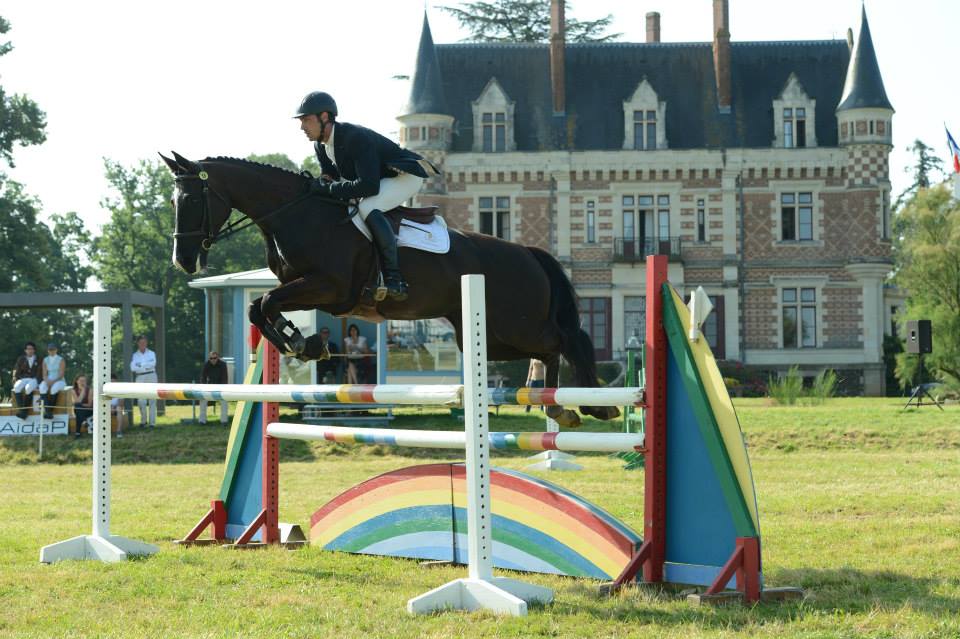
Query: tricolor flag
947 126 960 174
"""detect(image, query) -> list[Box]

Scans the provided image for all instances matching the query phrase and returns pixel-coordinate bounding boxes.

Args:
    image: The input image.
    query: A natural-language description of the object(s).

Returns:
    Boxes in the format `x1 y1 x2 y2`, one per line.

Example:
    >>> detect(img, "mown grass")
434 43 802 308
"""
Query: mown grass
1 399 958 638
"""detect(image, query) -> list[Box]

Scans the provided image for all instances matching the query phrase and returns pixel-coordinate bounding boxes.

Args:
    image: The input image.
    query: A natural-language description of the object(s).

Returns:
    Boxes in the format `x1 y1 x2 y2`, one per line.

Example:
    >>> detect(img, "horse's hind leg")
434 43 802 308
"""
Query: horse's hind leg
541 355 581 429
563 328 621 421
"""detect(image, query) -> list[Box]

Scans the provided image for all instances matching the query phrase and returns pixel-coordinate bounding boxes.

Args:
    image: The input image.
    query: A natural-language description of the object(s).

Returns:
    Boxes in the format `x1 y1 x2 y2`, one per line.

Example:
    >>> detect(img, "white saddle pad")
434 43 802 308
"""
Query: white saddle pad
351 212 451 254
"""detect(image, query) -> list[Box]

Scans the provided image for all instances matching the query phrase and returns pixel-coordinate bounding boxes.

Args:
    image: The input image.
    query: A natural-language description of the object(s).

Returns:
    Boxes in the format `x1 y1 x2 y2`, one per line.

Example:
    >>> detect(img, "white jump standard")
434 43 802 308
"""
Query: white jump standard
39 307 158 563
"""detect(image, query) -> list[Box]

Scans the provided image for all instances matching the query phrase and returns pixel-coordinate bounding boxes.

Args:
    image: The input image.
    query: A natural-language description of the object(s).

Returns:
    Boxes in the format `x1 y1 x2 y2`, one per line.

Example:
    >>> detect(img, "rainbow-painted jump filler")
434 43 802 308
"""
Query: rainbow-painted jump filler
40 256 801 614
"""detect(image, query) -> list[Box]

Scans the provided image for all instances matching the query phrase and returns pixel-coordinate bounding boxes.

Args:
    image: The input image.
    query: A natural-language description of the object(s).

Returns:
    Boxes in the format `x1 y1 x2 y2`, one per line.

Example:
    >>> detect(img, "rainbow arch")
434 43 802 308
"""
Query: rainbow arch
310 463 642 580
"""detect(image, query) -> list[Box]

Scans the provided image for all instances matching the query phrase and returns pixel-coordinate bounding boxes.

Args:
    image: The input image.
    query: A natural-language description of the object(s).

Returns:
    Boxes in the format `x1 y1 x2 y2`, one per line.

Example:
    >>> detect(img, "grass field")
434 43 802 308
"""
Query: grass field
1 398 958 638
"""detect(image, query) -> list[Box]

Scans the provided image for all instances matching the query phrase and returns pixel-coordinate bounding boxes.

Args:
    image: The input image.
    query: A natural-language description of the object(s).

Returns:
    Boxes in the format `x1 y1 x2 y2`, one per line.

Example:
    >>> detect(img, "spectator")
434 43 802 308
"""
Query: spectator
315 327 339 384
344 324 369 384
130 335 157 428
39 343 66 419
199 351 229 425
71 374 93 436
525 358 546 414
12 341 41 419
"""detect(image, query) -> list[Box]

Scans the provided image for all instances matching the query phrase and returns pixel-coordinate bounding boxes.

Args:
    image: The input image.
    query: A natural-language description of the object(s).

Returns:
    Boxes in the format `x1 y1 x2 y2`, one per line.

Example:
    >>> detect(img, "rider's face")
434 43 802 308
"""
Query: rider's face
299 114 324 142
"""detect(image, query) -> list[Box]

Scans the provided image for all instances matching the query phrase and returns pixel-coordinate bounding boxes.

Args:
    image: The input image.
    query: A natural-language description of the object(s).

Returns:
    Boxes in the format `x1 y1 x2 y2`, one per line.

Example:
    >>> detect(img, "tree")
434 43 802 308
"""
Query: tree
0 16 92 395
894 139 944 211
892 184 960 389
440 1 619 43
0 17 46 166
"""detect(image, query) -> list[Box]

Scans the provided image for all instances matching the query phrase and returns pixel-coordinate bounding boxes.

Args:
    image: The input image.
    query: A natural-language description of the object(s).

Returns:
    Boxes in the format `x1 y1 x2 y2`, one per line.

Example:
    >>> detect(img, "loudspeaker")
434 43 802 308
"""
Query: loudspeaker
905 320 932 354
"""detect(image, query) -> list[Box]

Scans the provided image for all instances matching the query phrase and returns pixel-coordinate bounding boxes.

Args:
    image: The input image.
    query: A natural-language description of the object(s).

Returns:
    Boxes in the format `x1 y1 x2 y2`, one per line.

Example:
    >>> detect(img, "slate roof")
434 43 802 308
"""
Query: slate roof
401 14 449 116
409 16 868 151
836 7 893 113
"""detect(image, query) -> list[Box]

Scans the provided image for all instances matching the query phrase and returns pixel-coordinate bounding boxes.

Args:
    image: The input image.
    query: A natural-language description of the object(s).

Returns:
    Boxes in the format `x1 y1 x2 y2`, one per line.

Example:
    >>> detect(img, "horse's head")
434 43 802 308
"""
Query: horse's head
160 151 232 274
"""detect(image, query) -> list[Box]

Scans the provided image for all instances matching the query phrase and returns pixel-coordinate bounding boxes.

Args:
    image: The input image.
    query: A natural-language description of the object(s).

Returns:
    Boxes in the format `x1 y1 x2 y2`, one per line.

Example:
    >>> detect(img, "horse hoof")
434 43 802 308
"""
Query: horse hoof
554 409 582 429
296 335 329 361
580 405 622 421
288 333 306 355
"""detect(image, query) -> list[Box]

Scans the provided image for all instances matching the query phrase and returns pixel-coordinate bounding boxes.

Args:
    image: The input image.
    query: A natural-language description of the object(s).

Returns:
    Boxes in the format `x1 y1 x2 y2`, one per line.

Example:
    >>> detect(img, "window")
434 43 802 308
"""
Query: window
781 192 813 241
633 110 657 150
586 200 596 243
479 196 510 240
881 190 890 240
782 287 817 348
697 198 706 242
657 195 670 243
579 297 611 360
783 107 807 148
482 112 506 152
620 194 668 258
623 296 645 345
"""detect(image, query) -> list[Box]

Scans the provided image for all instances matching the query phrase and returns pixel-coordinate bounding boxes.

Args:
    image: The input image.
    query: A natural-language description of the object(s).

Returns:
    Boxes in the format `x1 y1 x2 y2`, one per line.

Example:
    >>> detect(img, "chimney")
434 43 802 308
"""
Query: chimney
550 0 566 115
712 0 731 111
646 12 661 43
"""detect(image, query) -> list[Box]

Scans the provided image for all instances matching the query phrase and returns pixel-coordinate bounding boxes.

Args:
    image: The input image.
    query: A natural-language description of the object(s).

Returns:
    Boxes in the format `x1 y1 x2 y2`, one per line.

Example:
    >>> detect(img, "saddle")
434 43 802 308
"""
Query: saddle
384 205 437 233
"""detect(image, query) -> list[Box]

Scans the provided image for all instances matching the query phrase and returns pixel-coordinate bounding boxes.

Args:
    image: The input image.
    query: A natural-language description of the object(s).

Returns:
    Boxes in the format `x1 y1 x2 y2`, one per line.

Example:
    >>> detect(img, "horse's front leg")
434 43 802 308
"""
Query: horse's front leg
248 295 299 356
259 277 340 361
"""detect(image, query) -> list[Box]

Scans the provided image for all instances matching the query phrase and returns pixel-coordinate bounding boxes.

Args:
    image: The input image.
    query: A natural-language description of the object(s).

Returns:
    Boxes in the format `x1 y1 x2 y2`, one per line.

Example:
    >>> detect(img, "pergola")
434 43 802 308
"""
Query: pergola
0 290 165 382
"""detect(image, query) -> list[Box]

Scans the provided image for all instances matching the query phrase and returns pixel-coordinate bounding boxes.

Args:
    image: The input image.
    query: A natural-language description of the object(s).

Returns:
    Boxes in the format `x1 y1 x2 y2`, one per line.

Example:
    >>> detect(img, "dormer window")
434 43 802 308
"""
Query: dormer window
623 78 667 150
482 112 506 152
472 78 515 153
774 73 817 149
783 107 807 148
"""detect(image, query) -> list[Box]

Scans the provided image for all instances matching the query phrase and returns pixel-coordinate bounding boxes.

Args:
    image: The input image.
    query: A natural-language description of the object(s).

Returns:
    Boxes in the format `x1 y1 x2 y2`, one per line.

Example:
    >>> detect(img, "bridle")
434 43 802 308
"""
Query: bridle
172 169 326 254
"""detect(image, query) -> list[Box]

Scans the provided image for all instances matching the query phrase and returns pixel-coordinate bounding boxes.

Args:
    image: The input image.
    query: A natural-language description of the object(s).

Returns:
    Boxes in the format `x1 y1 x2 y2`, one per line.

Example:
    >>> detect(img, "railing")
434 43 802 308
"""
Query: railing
613 237 683 262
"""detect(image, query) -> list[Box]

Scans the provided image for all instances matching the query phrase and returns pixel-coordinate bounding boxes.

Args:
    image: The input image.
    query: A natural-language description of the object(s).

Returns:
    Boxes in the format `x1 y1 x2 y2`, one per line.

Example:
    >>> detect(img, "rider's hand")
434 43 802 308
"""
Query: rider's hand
310 179 331 195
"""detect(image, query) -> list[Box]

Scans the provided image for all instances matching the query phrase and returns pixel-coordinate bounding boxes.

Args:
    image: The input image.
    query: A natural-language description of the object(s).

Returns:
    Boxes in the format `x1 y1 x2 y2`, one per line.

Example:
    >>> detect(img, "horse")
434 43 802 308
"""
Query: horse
160 151 618 428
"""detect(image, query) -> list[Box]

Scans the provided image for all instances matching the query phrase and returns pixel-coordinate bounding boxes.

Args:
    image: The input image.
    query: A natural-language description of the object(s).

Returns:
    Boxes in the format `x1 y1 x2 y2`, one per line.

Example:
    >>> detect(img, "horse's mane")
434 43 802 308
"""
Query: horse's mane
200 156 309 182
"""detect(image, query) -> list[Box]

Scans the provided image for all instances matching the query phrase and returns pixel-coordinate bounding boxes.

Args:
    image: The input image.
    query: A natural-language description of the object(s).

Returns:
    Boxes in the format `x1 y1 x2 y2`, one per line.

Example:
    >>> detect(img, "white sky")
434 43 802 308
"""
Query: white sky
2 0 956 236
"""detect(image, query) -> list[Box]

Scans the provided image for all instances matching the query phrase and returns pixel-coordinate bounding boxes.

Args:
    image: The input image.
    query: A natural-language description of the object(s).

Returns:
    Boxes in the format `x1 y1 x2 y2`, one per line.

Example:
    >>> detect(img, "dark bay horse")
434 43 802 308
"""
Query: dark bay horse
160 152 618 427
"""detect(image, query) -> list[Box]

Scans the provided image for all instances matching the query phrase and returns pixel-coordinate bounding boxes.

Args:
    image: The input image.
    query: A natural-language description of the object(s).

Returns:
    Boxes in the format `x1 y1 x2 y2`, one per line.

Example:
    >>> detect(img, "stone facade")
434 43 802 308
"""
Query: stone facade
397 5 899 394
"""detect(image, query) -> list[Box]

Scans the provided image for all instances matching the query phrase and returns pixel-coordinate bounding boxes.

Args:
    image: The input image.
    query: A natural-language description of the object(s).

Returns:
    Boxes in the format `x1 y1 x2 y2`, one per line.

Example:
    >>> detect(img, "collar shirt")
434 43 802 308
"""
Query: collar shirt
131 349 156 375
27 355 35 367
43 354 64 381
322 124 337 167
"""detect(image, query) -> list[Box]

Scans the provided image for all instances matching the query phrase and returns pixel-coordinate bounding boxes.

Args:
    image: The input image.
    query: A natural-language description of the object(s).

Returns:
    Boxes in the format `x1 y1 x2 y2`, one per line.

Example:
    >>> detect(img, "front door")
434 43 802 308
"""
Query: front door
579 297 612 361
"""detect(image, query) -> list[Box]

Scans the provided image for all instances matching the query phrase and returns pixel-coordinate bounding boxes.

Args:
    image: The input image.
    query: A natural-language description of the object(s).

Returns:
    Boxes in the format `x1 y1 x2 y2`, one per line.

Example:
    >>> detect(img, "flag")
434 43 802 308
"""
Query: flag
947 126 960 174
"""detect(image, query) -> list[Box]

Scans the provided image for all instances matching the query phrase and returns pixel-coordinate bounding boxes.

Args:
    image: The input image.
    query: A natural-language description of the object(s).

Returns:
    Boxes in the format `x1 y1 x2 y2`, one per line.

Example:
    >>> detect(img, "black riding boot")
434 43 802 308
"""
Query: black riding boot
365 209 409 301
15 392 28 419
44 392 56 419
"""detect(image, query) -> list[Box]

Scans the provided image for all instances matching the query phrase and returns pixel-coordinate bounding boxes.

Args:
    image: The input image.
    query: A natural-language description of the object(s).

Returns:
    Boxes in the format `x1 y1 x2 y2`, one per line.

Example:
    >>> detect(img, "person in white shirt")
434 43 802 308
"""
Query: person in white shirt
38 343 66 418
130 335 157 427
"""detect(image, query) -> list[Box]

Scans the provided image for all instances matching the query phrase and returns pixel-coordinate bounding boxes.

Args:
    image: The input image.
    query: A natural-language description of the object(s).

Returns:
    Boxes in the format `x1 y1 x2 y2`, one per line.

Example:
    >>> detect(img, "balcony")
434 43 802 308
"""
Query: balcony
613 237 682 263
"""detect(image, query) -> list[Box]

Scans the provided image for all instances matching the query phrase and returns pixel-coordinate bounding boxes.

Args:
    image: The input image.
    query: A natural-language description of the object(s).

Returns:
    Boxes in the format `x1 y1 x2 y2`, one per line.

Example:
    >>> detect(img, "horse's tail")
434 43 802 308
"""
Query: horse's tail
526 246 600 388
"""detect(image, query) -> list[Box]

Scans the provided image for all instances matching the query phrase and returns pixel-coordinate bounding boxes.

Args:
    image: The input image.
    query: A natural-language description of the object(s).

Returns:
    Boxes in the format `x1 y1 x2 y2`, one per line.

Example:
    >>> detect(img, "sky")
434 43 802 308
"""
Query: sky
2 0 957 236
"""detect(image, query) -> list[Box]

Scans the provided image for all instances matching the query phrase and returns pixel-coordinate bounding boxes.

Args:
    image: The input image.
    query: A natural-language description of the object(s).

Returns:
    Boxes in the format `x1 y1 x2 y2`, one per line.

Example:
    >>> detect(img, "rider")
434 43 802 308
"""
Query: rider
295 91 438 302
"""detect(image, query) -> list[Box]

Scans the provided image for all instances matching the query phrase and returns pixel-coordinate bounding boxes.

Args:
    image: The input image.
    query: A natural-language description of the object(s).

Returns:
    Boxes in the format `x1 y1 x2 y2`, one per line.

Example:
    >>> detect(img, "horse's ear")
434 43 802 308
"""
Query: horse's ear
159 152 183 175
171 150 201 174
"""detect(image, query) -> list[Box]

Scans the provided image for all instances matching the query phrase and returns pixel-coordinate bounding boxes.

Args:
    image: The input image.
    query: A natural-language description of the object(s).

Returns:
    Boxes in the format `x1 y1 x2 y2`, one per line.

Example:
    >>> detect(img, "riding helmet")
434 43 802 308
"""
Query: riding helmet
293 91 338 118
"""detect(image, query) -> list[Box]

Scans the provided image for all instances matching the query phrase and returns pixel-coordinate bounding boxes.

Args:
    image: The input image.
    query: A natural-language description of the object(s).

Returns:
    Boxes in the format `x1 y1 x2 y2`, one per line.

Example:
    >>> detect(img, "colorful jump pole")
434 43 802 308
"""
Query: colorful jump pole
266 423 645 454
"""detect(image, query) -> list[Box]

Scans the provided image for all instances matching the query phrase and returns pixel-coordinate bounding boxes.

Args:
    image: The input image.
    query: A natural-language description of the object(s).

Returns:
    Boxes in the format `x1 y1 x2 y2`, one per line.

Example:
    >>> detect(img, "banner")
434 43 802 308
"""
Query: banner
0 414 70 436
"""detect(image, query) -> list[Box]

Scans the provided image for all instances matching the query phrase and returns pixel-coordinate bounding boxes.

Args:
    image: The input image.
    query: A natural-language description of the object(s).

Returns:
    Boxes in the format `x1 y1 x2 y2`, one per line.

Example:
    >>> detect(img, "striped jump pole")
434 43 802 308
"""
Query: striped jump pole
266 423 645 454
40 307 158 563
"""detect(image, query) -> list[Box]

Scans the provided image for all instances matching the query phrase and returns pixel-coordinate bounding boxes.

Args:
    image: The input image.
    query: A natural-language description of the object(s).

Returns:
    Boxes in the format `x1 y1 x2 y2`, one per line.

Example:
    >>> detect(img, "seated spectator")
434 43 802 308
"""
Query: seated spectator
71 374 93 436
344 324 369 384
12 341 41 419
315 327 340 383
39 343 66 419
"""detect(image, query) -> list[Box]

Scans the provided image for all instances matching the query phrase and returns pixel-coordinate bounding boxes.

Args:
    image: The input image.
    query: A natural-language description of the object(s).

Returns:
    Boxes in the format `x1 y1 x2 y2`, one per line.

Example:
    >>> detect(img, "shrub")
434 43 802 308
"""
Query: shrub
807 369 839 404
768 366 803 405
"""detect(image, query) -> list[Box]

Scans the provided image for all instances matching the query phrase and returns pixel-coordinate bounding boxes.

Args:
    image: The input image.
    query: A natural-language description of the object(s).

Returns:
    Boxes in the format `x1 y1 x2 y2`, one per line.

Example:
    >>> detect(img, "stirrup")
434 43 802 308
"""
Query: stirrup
384 273 409 302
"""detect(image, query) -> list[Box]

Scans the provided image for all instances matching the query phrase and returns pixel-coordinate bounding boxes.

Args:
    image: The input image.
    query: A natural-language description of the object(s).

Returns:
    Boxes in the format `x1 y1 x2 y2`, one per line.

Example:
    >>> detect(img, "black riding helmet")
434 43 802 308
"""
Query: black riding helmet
293 91 338 119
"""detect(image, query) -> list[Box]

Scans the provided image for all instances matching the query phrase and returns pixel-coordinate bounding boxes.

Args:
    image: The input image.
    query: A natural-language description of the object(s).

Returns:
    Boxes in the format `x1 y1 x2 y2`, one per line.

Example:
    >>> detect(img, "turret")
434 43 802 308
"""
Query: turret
836 6 894 152
397 13 454 154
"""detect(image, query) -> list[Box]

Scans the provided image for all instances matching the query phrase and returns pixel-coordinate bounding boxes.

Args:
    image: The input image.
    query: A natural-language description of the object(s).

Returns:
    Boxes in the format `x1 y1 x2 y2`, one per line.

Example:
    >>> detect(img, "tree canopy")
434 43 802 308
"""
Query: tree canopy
893 184 960 389
440 1 619 43
894 139 944 211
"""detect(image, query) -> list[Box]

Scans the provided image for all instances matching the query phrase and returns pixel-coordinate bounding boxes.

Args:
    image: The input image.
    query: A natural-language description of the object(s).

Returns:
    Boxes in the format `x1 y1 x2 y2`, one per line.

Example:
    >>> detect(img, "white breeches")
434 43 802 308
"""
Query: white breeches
135 372 158 424
39 379 66 395
13 378 38 394
356 173 425 220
